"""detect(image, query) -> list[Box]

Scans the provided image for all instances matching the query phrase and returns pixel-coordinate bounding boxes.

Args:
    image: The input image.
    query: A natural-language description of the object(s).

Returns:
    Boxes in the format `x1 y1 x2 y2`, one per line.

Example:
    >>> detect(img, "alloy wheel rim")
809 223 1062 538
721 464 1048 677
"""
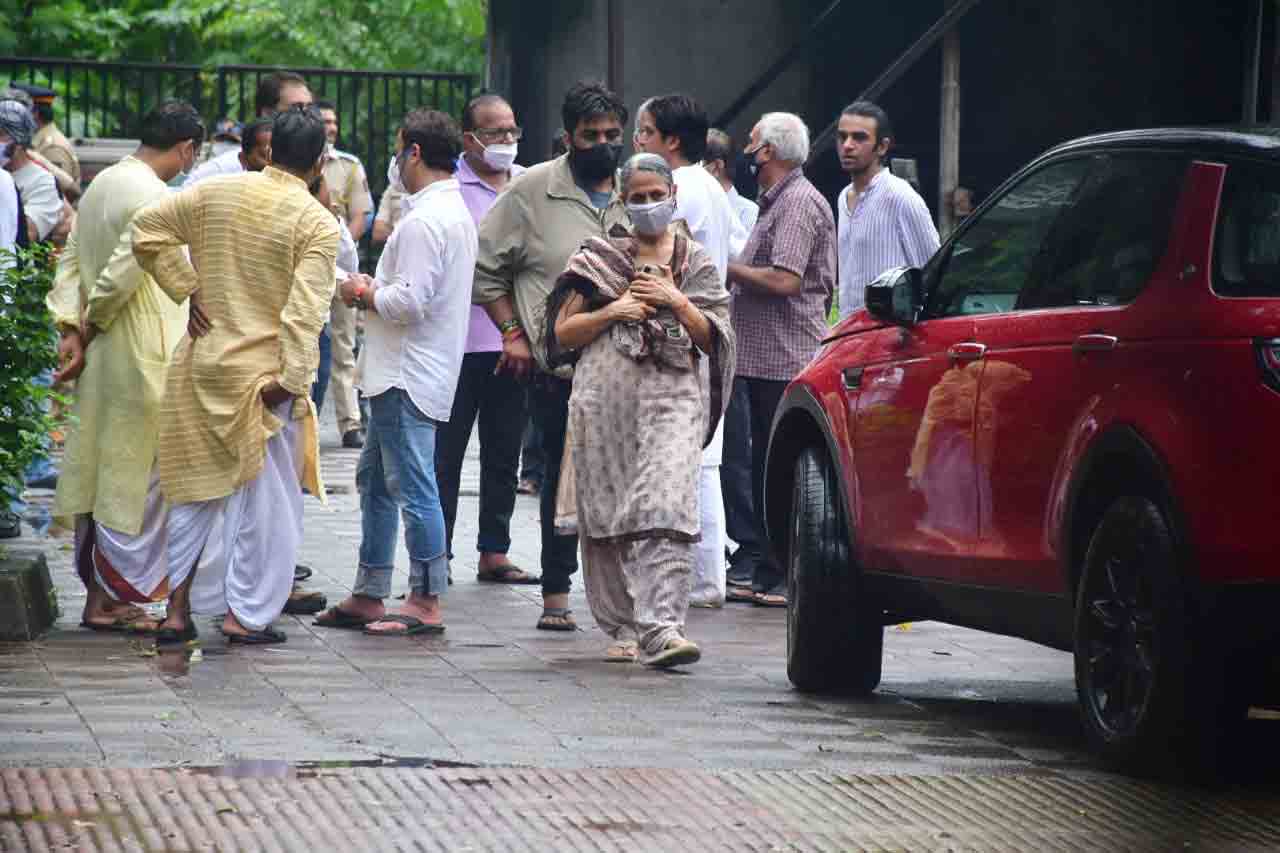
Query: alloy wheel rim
1084 548 1157 737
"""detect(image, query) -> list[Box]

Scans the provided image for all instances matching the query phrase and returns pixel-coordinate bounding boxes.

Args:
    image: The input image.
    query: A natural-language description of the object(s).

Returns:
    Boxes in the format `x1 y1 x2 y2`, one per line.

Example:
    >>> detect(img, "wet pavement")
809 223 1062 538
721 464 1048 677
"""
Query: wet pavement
3 415 1280 849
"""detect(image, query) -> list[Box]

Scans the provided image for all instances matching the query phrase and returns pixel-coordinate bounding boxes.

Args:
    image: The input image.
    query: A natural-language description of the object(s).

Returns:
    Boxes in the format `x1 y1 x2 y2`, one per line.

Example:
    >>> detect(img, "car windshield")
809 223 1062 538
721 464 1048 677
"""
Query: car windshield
1215 164 1280 298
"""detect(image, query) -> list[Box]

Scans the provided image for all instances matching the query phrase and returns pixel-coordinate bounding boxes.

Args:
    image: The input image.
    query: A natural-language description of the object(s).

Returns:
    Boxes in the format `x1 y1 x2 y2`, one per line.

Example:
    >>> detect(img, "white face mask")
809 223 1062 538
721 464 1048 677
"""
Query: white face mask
386 152 406 194
627 197 676 236
479 141 518 172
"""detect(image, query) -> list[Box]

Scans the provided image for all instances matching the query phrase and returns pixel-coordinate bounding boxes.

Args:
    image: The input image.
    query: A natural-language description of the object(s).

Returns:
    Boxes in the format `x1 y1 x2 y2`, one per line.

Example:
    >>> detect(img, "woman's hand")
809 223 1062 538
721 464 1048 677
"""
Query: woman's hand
629 265 685 310
608 291 657 323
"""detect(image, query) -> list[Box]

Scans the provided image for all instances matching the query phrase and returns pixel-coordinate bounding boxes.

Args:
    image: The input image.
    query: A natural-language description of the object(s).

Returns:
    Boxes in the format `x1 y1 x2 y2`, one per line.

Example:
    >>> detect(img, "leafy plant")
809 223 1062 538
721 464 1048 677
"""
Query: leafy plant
0 244 62 500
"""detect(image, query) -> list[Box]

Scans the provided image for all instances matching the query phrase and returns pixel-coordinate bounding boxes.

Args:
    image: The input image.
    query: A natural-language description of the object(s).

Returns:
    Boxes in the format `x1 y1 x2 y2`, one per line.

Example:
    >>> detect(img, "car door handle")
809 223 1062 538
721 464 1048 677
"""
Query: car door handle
842 367 863 390
947 342 987 362
1073 333 1119 353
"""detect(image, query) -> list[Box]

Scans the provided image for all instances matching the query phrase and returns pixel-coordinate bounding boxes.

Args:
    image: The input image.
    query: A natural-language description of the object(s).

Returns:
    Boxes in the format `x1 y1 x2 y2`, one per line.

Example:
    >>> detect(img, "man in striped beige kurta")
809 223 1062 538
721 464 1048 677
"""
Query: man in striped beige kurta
132 106 339 646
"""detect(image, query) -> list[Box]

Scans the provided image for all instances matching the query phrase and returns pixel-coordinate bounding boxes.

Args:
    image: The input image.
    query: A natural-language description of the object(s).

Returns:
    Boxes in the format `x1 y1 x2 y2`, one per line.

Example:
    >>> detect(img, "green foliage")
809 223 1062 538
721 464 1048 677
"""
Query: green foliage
0 244 62 499
0 0 487 75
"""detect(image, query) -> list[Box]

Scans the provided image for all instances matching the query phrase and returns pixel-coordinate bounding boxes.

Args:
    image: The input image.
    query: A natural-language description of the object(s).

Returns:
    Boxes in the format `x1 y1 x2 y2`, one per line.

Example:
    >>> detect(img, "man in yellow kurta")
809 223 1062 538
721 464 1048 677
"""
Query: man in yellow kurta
132 105 339 646
46 101 205 633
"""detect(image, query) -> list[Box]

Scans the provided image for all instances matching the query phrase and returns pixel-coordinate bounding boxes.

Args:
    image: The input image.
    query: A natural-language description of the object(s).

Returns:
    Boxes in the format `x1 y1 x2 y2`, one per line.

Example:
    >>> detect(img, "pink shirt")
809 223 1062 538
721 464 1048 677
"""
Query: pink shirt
457 156 525 353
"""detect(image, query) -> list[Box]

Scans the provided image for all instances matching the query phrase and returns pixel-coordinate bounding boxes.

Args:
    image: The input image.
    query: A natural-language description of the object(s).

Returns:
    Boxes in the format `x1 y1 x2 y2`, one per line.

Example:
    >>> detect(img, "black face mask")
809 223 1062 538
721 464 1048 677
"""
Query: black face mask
569 141 623 183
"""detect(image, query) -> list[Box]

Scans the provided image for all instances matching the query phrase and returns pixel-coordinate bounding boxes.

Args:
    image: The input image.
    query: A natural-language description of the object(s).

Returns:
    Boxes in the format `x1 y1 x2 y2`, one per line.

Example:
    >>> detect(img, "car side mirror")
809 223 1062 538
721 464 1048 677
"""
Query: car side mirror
865 266 923 326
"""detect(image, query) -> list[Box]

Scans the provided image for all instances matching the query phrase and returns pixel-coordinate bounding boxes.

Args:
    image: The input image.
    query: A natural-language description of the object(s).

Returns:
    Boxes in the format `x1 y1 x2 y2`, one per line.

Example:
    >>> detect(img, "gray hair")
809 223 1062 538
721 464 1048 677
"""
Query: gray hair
756 111 809 164
619 152 672 194
0 100 35 147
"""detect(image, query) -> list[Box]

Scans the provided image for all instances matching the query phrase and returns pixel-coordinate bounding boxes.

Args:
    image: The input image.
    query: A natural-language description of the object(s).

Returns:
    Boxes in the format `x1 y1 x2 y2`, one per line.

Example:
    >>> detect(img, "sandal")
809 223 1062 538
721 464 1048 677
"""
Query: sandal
477 565 541 585
294 564 313 583
224 625 288 645
82 613 161 634
362 614 445 636
282 589 327 615
313 606 374 630
726 585 757 604
604 640 638 663
645 638 702 669
536 608 577 631
753 588 788 608
155 622 198 646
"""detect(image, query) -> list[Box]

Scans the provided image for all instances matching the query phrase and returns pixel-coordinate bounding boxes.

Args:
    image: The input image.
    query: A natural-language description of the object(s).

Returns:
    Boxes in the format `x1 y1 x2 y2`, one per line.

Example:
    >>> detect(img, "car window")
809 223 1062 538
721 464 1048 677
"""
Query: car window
926 158 1091 318
1214 162 1280 298
1019 154 1186 310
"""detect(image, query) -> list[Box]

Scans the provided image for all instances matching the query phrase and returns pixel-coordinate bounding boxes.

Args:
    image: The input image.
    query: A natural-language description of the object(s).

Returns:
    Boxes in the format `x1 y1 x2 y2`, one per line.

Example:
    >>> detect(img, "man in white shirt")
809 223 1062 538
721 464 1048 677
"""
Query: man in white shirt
835 101 939 319
0 168 16 269
704 128 758 235
0 99 63 243
183 118 272 187
632 93 745 608
323 109 478 636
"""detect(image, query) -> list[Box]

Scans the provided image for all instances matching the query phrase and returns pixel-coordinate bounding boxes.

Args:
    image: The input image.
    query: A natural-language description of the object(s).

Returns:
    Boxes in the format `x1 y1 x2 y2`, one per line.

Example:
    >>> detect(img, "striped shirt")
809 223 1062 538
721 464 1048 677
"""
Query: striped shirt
837 169 939 318
732 167 836 382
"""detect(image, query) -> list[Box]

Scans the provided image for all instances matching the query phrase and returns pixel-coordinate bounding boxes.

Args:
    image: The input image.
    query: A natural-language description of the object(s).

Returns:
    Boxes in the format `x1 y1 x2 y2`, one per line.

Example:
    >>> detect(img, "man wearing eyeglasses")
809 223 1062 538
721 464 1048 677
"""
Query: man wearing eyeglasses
835 101 939 320
434 93 539 586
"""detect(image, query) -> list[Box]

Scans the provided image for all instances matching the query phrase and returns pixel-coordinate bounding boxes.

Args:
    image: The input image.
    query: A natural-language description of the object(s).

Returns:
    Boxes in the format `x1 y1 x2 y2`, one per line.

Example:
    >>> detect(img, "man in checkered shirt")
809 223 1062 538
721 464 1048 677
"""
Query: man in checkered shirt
725 111 836 607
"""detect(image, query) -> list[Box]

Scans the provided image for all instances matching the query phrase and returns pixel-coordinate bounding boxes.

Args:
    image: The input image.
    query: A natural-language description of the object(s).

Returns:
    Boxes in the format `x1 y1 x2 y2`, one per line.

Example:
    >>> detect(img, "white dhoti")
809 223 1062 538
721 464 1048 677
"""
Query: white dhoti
168 402 302 631
75 470 171 603
692 421 726 606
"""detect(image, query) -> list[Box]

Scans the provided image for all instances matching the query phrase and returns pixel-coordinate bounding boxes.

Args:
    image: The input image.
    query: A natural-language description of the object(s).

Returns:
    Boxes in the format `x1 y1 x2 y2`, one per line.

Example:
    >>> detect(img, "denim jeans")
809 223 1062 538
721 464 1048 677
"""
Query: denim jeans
310 323 332 412
739 376 789 593
519 391 545 487
529 375 577 596
352 388 449 598
435 351 527 557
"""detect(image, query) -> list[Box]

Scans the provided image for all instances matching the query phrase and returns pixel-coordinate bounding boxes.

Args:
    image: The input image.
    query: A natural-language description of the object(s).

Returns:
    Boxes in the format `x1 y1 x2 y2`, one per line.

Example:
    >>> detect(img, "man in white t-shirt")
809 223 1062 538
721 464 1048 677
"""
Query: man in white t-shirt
183 118 272 187
0 99 64 244
632 93 745 608
322 109 478 636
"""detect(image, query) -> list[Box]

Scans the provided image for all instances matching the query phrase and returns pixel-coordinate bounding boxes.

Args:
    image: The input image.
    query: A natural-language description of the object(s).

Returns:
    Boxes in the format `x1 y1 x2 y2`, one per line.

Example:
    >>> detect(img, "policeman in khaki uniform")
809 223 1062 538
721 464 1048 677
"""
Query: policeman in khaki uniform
13 83 80 185
316 100 373 447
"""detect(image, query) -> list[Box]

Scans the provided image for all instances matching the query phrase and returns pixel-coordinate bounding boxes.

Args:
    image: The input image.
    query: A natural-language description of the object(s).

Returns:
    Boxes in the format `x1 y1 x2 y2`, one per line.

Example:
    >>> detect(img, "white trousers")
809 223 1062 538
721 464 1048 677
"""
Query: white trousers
692 464 727 605
76 470 171 603
169 404 302 631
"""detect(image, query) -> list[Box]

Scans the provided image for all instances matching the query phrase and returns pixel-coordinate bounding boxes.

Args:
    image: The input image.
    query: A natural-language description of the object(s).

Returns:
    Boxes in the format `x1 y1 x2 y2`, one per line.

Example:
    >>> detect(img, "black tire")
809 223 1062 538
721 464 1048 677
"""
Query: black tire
786 446 882 694
1073 495 1245 776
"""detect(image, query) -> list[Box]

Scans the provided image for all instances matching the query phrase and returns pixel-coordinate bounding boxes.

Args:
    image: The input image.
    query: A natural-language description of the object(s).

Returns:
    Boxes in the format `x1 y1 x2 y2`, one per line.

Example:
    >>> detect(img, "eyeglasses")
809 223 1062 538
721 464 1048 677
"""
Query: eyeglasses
472 127 522 143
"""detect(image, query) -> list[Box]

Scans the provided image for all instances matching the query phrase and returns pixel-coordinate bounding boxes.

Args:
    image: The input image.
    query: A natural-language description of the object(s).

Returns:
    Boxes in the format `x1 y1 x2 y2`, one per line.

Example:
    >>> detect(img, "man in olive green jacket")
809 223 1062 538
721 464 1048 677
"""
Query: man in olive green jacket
472 80 630 632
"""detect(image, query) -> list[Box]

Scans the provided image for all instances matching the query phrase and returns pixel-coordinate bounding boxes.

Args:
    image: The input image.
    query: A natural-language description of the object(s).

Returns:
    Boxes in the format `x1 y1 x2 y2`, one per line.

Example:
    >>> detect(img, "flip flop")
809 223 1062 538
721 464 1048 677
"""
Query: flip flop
753 591 788 608
726 586 757 604
282 589 327 615
536 608 577 632
313 606 374 630
604 640 638 663
155 622 198 646
224 625 288 645
476 565 541 585
362 614 445 636
80 616 160 635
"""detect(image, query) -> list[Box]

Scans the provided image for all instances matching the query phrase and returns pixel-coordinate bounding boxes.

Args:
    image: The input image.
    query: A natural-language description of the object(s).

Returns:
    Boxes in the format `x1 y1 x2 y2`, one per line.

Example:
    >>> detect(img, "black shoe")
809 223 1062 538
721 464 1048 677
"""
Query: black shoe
342 429 365 449
155 622 198 646
0 511 19 539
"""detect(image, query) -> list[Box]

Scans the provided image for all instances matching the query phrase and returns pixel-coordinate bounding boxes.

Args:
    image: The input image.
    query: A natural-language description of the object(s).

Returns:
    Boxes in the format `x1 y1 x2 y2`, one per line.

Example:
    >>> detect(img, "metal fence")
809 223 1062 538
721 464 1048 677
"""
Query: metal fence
0 57 477 201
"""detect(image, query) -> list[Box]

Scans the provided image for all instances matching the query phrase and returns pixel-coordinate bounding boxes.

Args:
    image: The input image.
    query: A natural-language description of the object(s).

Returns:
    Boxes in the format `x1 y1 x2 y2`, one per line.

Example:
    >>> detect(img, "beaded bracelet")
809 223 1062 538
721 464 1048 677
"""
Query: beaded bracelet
497 317 522 335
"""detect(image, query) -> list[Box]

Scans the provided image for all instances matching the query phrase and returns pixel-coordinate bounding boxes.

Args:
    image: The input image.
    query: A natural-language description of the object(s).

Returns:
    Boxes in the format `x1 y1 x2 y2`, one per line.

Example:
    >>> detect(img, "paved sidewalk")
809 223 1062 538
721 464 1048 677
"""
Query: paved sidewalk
4 416 1280 850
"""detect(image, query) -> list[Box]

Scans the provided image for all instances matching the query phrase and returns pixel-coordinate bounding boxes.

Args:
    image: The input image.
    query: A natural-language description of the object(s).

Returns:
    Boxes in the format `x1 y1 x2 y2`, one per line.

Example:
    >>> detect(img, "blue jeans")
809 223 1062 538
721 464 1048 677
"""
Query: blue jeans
352 388 449 598
311 323 332 411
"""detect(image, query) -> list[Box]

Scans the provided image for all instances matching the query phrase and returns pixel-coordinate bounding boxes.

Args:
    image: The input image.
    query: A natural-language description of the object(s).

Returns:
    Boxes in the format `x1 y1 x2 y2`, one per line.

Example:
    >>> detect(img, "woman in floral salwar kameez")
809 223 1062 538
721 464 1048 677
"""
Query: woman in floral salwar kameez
546 154 735 668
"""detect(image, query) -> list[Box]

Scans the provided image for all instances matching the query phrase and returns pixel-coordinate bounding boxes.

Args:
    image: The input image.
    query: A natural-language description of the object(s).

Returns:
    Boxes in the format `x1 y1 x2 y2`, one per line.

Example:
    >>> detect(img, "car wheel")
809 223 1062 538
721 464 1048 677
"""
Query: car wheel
786 446 882 694
1073 495 1244 775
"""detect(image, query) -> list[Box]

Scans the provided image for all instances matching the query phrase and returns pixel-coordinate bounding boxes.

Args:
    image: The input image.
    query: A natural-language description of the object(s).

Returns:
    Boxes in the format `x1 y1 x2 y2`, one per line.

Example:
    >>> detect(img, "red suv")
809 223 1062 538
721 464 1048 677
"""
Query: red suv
764 128 1280 774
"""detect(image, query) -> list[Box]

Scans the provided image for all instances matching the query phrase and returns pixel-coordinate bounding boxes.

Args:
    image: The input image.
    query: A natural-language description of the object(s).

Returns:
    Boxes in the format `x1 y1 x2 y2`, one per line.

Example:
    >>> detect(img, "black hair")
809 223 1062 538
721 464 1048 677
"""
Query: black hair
561 80 627 135
241 118 273 152
255 71 308 117
643 94 708 163
138 100 206 150
840 100 893 145
269 105 327 172
313 99 337 113
33 103 53 124
462 92 511 132
401 108 462 174
704 128 735 178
